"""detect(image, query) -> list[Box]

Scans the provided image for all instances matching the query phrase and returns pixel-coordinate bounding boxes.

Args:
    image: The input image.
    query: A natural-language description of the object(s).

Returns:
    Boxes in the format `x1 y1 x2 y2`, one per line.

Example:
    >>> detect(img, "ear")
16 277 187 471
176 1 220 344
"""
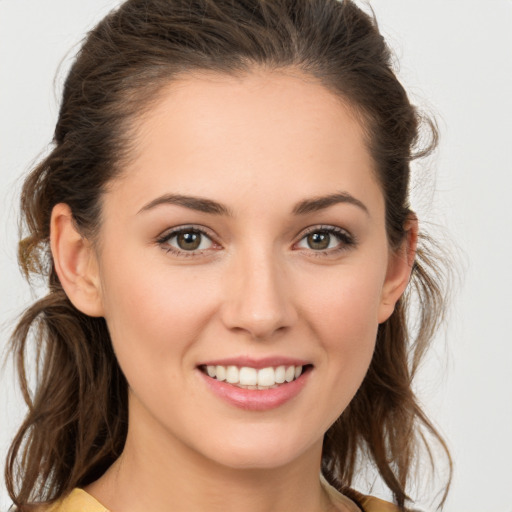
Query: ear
50 203 104 317
377 215 418 324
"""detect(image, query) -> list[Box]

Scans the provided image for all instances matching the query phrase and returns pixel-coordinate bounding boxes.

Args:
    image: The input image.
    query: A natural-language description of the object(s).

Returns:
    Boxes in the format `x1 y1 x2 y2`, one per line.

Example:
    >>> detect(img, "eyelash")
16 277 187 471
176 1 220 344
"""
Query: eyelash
156 226 218 257
296 225 356 256
156 225 356 258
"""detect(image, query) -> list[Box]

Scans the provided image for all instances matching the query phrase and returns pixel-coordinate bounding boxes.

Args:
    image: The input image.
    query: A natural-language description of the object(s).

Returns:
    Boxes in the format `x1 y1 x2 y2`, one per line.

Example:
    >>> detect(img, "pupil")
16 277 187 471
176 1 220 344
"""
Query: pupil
177 232 201 250
308 232 330 250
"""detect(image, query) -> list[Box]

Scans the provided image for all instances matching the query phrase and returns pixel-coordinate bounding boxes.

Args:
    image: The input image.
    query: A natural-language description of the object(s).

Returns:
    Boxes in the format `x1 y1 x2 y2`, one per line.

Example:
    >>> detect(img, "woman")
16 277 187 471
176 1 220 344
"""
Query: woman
4 0 451 511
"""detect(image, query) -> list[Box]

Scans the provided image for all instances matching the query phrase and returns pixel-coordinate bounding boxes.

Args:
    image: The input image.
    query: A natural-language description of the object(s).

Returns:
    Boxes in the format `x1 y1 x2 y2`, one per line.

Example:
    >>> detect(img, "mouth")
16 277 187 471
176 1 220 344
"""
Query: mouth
198 364 313 390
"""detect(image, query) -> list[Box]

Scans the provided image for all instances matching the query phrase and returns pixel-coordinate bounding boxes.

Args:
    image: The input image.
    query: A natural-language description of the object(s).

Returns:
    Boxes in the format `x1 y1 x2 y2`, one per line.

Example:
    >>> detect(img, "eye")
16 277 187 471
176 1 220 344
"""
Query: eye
295 226 355 253
157 227 215 255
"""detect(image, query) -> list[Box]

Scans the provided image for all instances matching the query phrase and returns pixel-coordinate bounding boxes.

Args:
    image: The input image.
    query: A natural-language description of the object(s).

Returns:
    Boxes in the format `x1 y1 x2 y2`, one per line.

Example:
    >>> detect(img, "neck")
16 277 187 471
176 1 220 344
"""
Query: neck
85 404 336 512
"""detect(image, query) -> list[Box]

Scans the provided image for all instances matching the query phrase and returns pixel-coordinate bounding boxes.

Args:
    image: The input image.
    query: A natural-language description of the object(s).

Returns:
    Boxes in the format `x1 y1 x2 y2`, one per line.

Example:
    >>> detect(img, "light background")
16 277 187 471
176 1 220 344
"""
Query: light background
1 1 511 510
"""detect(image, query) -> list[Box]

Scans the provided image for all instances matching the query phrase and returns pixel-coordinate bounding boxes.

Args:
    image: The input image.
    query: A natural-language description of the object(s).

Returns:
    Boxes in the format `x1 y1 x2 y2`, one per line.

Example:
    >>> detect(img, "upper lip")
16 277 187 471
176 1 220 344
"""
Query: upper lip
196 356 311 369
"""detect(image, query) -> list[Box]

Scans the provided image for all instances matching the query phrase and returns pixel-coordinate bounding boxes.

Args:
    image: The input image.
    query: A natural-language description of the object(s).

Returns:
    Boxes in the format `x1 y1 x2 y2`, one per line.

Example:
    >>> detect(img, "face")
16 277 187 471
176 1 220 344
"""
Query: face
89 69 408 470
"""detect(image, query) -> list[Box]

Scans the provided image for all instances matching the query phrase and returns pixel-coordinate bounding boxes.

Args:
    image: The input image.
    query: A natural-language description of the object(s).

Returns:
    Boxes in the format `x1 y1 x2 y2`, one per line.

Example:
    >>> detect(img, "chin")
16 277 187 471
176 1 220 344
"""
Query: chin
196 429 319 471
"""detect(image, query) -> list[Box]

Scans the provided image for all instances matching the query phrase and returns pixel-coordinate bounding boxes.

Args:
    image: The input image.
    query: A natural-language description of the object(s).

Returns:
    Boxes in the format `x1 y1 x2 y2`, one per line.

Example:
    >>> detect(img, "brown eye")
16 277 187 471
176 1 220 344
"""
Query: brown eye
176 231 202 251
306 232 330 250
158 227 214 254
296 226 355 254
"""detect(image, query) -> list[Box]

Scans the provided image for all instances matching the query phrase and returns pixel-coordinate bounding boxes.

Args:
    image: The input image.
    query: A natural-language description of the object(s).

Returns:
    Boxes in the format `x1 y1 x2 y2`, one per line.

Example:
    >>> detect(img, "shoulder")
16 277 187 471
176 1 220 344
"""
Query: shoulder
320 474 400 512
354 492 401 512
31 489 109 512
355 493 426 512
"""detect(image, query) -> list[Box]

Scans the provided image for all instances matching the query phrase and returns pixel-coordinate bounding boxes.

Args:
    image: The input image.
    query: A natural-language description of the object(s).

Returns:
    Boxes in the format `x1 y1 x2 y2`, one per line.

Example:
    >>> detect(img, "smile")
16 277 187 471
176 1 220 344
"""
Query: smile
199 364 305 389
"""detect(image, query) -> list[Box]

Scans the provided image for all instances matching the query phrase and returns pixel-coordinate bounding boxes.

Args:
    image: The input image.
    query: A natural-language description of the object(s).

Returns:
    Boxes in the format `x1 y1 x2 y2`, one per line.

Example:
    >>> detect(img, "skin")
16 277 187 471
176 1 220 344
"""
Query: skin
51 68 417 512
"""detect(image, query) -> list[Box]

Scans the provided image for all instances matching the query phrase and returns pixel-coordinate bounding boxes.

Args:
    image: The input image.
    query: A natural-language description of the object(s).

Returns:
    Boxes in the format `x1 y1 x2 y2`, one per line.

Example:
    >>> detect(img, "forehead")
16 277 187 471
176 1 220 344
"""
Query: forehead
108 68 382 216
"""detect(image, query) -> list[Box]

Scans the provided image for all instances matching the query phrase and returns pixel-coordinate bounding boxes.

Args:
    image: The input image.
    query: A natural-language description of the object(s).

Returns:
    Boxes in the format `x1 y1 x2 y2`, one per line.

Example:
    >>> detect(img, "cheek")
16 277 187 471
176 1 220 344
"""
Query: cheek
304 264 384 343
301 265 384 403
98 250 219 371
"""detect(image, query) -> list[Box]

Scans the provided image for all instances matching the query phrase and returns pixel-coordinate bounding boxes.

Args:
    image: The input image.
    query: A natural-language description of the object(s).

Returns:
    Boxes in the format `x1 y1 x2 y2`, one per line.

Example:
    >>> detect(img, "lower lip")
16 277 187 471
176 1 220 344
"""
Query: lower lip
198 368 311 411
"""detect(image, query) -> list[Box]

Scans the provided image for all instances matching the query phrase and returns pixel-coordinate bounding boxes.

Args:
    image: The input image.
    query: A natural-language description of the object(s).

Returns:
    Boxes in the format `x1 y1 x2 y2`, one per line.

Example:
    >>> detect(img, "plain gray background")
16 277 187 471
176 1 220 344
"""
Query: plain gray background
1 1 511 510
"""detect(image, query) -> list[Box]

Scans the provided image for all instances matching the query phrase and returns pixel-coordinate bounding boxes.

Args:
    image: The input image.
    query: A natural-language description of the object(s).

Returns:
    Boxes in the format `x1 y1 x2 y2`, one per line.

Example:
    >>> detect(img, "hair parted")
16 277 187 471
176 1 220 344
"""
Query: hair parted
5 0 452 510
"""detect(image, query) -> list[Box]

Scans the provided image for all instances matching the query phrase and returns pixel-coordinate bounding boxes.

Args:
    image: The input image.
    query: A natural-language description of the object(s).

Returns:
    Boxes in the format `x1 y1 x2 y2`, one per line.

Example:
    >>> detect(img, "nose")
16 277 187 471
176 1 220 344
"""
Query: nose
220 247 298 340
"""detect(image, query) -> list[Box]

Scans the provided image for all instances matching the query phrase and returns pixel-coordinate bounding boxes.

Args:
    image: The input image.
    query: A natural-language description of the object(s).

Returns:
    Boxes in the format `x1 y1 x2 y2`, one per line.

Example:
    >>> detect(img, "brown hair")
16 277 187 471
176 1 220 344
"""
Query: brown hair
5 0 452 510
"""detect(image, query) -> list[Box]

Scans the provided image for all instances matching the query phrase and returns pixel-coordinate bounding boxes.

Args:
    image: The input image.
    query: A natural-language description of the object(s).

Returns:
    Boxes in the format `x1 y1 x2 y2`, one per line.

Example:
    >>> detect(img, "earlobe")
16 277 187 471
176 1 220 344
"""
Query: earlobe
50 203 104 317
377 216 419 324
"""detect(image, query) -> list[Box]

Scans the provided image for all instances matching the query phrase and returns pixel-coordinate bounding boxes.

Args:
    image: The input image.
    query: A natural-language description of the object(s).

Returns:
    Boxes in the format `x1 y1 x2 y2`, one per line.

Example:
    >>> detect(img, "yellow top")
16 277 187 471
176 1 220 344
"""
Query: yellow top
320 474 399 512
44 478 399 512
44 489 108 512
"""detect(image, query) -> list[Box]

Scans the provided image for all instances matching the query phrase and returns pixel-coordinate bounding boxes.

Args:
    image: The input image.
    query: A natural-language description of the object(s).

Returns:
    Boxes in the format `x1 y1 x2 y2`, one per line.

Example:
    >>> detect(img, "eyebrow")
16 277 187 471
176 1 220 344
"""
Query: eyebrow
292 192 369 216
137 194 233 216
137 191 368 217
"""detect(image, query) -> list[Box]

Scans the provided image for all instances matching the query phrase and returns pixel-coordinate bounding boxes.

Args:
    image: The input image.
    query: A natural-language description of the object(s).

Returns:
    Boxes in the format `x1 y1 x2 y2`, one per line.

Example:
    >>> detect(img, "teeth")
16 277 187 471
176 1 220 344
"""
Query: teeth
215 365 226 381
257 367 275 387
239 367 257 386
275 365 286 383
203 364 305 388
226 366 239 384
285 366 295 382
